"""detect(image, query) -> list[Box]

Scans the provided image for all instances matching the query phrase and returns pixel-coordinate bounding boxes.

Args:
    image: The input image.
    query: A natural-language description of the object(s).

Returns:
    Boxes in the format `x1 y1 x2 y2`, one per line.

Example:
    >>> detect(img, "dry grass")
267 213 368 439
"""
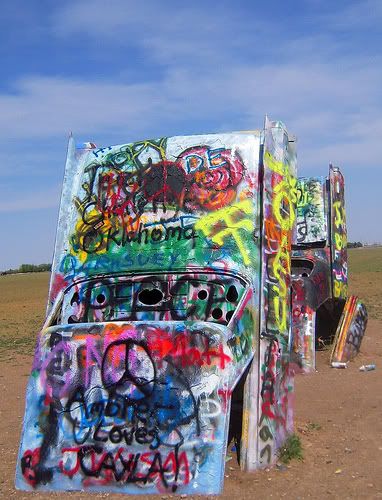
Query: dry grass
348 247 382 320
0 272 50 360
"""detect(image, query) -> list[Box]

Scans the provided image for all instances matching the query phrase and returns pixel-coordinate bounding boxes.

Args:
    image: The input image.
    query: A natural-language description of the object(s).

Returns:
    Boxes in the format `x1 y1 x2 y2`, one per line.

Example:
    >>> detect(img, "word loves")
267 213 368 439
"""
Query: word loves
23 446 190 492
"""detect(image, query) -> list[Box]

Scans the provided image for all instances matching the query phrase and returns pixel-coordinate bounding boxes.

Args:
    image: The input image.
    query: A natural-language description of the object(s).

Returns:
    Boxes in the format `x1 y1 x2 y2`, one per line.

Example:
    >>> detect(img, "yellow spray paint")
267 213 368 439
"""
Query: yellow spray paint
195 199 254 265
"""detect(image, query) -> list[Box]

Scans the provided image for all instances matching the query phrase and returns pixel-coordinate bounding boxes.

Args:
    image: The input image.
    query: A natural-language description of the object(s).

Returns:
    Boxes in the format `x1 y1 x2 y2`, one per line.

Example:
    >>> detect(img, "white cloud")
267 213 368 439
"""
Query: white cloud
51 0 382 70
0 51 381 173
0 76 172 139
51 0 266 67
0 1 379 178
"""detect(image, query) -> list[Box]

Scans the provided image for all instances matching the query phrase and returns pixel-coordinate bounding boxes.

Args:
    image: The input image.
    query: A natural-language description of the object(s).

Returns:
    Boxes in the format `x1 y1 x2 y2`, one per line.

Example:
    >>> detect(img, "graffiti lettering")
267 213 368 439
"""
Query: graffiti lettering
59 446 190 491
194 200 254 265
62 272 246 326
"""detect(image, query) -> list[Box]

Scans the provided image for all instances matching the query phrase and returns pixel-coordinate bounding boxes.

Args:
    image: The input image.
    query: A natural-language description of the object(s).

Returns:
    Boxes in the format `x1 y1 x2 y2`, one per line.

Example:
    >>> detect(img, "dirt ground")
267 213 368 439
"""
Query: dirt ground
1 249 381 499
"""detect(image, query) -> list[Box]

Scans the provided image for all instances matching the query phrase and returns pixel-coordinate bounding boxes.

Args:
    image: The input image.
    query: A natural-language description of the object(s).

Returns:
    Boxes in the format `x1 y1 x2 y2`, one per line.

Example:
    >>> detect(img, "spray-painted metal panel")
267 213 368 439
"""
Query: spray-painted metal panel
291 303 316 372
291 165 367 373
291 249 331 372
16 321 252 495
294 177 328 245
330 167 348 299
18 130 283 495
291 166 350 373
241 119 296 470
331 296 368 363
48 134 262 307
291 175 330 373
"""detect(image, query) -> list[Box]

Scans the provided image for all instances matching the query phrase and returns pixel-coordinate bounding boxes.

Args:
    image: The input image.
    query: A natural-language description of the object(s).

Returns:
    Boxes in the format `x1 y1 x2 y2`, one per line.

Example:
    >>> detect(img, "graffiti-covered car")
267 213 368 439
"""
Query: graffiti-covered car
16 119 298 495
291 167 368 372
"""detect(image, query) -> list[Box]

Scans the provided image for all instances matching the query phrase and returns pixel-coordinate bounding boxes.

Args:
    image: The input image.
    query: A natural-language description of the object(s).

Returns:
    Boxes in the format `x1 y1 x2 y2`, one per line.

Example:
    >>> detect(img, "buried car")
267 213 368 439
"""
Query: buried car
16 118 297 495
17 116 368 495
291 167 368 373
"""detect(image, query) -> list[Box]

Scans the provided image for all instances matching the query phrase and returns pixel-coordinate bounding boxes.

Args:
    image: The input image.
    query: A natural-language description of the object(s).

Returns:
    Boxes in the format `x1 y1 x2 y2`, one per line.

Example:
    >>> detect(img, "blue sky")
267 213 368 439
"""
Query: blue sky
1 0 381 270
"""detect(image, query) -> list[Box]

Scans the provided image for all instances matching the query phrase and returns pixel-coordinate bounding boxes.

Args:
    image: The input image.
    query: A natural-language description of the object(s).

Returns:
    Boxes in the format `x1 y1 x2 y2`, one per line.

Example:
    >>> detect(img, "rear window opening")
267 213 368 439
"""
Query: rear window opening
291 258 314 278
61 272 249 327
138 288 164 305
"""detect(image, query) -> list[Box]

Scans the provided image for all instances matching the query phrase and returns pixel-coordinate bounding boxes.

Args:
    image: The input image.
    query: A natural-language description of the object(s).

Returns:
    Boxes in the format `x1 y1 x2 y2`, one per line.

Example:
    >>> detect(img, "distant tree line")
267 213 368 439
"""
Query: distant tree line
347 241 363 248
1 263 51 275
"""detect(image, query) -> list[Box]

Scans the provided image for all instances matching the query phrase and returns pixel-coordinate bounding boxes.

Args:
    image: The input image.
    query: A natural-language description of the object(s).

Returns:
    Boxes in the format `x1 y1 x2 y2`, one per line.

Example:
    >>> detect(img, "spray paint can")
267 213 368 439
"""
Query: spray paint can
359 364 376 371
331 362 348 369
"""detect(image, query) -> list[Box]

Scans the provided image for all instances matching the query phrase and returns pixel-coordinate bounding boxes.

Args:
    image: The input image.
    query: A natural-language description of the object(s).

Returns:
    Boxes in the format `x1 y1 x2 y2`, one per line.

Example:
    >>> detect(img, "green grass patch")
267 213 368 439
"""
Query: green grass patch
0 335 38 359
347 247 382 319
348 247 382 274
0 272 49 359
306 421 322 431
278 434 303 464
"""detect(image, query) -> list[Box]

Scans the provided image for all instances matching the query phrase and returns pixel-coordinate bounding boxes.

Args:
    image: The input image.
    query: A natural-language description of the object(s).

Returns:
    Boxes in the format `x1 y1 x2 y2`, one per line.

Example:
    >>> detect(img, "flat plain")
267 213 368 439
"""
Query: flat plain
1 247 381 499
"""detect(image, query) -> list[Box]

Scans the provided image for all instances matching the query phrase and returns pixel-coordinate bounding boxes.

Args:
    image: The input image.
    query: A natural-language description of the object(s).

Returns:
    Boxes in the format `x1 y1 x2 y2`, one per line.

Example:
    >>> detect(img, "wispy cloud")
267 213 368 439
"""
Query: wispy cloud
52 0 264 66
0 76 174 139
1 53 380 172
0 3 368 175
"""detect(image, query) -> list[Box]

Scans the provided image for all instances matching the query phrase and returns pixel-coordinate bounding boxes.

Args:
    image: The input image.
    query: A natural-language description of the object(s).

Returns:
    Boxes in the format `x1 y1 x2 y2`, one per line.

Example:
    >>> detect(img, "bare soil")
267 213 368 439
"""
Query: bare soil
1 249 381 499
